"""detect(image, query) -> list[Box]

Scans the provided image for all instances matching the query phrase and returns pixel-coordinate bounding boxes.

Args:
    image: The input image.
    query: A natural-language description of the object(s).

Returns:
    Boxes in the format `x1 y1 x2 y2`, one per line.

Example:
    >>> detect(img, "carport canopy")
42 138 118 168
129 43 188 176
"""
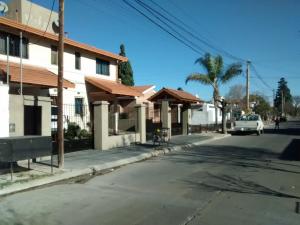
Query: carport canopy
85 76 142 102
148 87 201 104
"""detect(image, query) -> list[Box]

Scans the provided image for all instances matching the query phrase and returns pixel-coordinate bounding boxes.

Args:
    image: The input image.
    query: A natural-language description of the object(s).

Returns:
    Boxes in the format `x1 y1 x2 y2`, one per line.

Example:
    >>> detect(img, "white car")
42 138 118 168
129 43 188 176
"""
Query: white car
234 114 264 135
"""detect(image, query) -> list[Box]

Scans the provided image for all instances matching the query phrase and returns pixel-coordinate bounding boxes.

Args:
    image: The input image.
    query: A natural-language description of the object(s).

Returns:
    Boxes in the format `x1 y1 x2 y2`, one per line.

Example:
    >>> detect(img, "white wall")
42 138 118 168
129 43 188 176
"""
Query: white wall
0 84 9 137
0 35 119 104
191 103 222 125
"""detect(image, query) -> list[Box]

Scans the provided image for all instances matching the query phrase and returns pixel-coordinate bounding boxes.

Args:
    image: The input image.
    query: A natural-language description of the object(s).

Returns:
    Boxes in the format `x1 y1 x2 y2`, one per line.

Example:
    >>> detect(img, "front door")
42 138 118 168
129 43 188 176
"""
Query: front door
24 105 42 136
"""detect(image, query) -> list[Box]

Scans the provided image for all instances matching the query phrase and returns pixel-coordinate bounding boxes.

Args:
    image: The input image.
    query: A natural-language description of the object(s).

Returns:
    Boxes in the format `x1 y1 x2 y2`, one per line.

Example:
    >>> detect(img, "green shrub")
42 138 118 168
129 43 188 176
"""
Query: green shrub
65 122 81 140
79 129 92 139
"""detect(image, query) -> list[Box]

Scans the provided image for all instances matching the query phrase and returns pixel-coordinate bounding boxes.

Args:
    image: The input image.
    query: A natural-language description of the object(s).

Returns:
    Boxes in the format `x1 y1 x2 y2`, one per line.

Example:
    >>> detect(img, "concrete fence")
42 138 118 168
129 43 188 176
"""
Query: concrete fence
93 101 146 150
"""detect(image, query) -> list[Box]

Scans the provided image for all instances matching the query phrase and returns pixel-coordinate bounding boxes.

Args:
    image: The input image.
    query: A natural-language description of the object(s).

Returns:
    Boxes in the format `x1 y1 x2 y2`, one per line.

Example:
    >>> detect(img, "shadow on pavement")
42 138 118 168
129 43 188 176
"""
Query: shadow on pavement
280 139 300 161
168 144 300 174
184 172 300 199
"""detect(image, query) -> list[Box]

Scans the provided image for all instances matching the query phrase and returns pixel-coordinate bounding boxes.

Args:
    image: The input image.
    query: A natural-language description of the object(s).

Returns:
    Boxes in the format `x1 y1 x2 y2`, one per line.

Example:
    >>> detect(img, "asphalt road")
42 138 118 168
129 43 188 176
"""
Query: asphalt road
0 121 299 225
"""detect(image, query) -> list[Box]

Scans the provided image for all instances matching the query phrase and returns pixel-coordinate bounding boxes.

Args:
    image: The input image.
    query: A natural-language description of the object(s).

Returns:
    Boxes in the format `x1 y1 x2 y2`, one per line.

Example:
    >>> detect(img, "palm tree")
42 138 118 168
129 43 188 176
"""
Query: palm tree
186 53 242 133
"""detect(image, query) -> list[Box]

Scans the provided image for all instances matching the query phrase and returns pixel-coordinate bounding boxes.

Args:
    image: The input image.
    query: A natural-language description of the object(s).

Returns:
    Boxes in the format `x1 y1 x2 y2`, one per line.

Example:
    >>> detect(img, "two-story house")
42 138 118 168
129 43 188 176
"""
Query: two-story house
0 0 146 138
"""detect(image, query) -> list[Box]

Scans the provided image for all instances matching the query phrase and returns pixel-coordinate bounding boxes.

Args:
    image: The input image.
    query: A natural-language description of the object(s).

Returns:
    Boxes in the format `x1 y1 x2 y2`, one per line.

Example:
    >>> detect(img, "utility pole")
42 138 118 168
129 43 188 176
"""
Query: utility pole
57 0 64 168
246 60 251 112
281 90 284 117
272 89 275 106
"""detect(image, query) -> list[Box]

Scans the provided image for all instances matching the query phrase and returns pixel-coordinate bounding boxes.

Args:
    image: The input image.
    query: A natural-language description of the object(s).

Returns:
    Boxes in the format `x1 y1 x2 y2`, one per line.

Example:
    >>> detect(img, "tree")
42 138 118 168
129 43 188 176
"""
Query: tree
119 44 134 86
249 94 271 120
225 84 245 102
274 77 292 115
186 53 242 134
293 96 300 116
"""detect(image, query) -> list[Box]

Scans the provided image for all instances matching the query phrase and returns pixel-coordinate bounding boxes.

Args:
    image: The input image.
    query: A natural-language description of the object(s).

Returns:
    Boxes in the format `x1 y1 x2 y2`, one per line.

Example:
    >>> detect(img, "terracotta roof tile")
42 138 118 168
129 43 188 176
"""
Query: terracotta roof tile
0 60 75 88
148 87 201 103
85 76 141 97
131 85 155 93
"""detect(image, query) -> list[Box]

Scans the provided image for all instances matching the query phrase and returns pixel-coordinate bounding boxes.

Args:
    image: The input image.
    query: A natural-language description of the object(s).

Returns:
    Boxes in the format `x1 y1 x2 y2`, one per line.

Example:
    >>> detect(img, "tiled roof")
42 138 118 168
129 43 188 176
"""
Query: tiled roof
131 85 155 93
0 17 127 62
148 87 201 103
0 60 75 88
85 76 141 97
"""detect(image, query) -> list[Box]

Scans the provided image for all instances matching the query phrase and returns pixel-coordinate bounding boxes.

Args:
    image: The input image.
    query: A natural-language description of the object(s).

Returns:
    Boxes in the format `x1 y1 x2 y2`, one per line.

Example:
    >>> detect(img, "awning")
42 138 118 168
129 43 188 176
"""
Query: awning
85 76 141 98
148 87 201 104
0 61 75 88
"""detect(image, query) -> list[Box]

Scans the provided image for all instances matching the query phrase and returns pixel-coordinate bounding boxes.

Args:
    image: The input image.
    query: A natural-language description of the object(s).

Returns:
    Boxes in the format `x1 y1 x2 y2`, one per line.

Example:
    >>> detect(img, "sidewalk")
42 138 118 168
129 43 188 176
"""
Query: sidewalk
0 132 229 196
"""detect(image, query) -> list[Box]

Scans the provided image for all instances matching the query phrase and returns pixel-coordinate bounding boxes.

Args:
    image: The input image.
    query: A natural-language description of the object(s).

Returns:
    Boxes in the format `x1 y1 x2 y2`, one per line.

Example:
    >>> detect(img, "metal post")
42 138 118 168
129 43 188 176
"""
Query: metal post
6 35 10 85
246 60 251 111
57 0 64 168
20 31 23 95
281 90 284 117
10 162 13 181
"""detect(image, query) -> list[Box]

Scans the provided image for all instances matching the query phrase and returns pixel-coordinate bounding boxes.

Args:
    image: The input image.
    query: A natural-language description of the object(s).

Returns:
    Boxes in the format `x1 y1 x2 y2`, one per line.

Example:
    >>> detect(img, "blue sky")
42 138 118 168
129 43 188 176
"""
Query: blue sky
9 0 300 101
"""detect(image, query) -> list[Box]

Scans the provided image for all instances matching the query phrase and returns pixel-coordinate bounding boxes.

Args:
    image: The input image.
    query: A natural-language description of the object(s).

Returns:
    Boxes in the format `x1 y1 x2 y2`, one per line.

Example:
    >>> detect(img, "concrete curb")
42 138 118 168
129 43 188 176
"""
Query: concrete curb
0 134 230 196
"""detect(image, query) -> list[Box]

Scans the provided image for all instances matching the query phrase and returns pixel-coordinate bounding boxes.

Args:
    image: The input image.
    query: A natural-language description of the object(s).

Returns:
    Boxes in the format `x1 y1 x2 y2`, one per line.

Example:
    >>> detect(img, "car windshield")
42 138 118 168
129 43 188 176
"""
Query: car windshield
238 115 259 121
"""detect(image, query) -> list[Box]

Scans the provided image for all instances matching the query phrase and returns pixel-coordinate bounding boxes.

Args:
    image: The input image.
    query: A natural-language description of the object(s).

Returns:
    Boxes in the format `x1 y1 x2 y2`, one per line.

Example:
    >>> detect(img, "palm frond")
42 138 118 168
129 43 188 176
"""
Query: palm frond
185 73 212 86
221 63 243 84
214 55 224 78
195 53 213 75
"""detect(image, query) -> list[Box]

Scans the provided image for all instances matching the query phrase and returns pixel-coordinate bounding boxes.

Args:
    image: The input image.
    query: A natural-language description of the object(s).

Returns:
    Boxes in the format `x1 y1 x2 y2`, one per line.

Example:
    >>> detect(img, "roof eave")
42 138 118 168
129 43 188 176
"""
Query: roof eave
0 17 127 62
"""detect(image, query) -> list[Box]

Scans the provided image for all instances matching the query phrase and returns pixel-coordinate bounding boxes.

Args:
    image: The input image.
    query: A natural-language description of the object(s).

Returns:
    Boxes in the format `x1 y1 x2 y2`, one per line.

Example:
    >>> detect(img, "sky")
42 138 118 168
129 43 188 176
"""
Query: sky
6 0 300 102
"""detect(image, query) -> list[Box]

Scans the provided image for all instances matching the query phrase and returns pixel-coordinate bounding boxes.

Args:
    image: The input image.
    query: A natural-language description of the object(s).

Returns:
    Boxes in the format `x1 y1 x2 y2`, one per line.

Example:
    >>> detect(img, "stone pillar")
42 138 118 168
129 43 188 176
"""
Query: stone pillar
0 84 9 137
135 104 146 144
177 104 181 123
37 96 52 136
94 101 109 150
161 100 171 138
113 99 119 135
182 108 191 135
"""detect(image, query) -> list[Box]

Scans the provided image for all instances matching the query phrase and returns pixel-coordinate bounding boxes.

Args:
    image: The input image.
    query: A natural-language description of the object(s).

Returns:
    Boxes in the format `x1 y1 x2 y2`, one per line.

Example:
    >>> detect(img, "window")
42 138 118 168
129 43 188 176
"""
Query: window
51 45 58 65
75 52 81 70
96 58 109 75
0 33 7 54
75 98 84 115
0 31 28 58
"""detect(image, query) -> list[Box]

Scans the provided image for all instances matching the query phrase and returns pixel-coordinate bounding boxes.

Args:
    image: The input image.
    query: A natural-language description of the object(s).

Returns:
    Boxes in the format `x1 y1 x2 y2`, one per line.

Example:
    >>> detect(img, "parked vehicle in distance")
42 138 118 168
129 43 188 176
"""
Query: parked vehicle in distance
234 114 264 135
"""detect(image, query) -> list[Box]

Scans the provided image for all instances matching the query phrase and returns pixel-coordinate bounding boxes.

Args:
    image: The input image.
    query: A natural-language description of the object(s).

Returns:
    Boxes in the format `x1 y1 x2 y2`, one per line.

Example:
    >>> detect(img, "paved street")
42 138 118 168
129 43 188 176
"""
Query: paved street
0 121 299 225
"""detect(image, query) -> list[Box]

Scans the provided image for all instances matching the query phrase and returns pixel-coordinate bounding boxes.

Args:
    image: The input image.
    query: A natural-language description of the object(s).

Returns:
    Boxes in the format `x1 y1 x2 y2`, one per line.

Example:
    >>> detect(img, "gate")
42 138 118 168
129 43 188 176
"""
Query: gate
51 104 94 153
171 105 182 136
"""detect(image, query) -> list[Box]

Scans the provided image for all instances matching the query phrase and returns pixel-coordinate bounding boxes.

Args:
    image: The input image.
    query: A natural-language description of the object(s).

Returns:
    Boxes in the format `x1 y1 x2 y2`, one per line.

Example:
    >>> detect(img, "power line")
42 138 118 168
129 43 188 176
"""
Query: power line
146 0 247 62
133 0 207 54
122 0 204 55
250 63 273 90
24 0 33 31
29 0 56 46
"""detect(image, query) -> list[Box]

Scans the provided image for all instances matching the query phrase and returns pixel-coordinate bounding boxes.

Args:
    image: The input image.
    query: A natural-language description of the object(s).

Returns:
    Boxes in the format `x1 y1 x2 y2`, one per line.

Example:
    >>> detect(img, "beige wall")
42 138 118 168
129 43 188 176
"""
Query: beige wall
6 0 59 34
94 101 146 150
9 94 51 136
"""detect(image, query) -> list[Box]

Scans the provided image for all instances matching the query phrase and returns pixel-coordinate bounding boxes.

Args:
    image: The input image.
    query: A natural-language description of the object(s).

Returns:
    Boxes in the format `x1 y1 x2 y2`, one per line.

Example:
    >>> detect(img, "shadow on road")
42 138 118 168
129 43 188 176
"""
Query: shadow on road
168 144 300 175
280 139 300 161
184 173 300 199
